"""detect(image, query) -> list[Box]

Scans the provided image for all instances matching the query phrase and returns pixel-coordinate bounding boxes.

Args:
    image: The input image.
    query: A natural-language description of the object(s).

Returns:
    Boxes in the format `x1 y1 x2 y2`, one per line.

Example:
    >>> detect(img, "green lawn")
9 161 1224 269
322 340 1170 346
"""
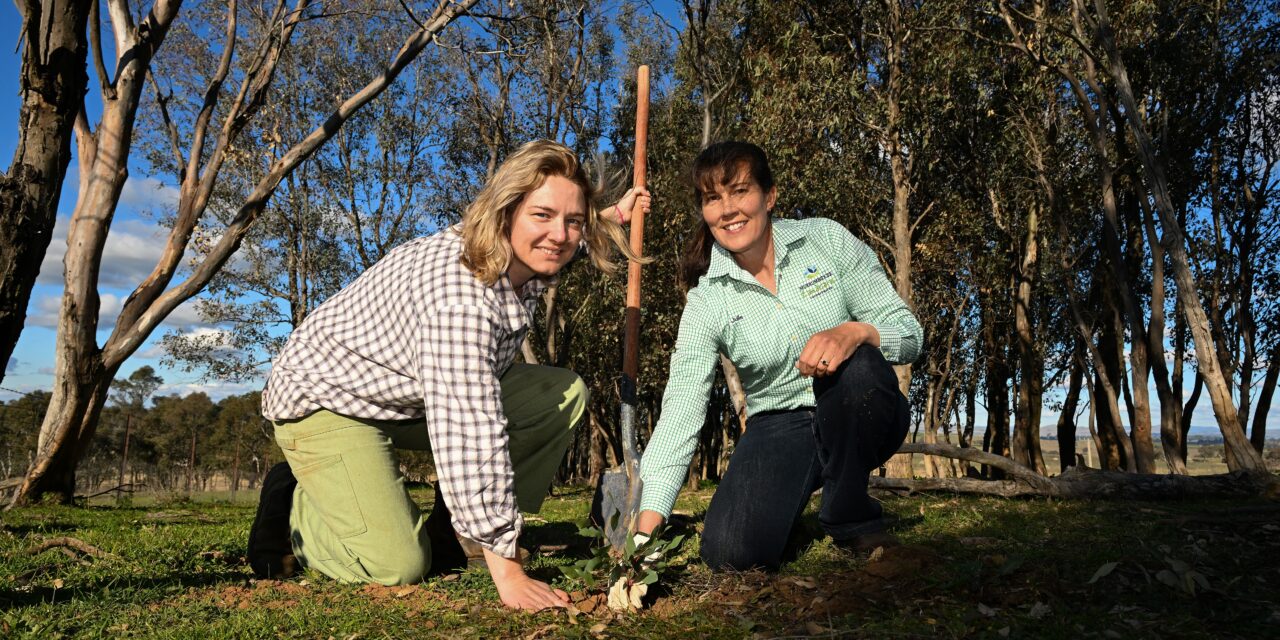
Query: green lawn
3 484 1277 639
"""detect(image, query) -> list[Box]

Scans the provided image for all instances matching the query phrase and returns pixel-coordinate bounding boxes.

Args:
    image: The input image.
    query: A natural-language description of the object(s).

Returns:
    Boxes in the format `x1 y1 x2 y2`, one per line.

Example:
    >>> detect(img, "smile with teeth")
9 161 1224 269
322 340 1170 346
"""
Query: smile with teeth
724 221 747 232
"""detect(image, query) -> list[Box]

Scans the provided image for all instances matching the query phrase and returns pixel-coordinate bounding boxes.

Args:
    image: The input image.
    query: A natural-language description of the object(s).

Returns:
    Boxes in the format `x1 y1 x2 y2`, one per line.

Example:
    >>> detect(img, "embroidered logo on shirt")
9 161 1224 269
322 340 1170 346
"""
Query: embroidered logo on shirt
730 314 746 324
799 270 835 298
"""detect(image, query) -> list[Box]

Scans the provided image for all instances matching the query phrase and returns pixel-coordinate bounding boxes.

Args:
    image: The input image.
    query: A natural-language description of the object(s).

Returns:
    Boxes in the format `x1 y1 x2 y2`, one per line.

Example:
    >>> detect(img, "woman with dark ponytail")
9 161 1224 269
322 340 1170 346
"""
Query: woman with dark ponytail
636 141 923 571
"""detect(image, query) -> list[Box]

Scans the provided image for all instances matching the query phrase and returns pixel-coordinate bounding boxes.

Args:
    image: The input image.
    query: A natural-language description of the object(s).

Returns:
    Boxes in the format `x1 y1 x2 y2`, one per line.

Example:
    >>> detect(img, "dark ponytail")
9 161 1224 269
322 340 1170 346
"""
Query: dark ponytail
678 141 775 293
678 220 714 293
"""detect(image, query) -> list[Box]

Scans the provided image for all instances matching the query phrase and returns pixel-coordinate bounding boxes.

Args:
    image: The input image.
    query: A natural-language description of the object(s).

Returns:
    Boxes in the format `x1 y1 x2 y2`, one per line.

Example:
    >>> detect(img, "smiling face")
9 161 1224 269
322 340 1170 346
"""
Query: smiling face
506 174 586 289
699 164 777 263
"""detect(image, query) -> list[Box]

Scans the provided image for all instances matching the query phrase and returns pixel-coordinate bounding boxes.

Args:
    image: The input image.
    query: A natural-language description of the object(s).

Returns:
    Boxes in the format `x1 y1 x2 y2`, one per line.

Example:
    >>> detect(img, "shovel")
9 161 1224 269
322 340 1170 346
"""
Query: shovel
592 65 651 552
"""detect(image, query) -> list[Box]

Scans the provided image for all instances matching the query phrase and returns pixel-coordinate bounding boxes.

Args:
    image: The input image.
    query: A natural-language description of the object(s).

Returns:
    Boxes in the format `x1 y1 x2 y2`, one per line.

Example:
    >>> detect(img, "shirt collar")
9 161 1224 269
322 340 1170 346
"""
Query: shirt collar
705 218 806 282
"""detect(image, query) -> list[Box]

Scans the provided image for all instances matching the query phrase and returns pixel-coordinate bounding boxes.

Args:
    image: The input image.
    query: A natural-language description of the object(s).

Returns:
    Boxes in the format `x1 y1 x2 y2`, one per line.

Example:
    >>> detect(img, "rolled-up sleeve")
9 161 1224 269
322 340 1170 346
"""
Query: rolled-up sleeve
421 303 522 558
640 290 722 519
823 219 923 364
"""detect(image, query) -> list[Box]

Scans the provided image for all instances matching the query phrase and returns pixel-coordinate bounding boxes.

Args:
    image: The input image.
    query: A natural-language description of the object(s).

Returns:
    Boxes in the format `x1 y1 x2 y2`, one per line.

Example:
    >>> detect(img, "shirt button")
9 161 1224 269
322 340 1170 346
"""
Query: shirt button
790 335 797 342
775 302 783 310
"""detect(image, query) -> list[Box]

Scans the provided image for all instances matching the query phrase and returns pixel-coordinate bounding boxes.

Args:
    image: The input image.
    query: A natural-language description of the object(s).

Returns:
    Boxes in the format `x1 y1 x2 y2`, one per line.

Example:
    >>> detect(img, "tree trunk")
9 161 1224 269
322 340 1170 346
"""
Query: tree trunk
1094 152 1155 472
1055 349 1084 472
1250 341 1278 453
11 356 116 504
1094 309 1133 471
117 413 132 495
1091 0 1264 472
186 429 196 494
232 434 241 497
1012 203 1046 474
0 0 91 388
882 7 916 479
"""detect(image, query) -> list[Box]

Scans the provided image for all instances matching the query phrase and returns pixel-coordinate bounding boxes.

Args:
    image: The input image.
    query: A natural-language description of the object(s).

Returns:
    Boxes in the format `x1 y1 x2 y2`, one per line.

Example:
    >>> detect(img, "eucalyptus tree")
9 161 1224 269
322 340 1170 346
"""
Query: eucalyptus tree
158 0 456 381
999 0 1269 473
0 0 90 388
9 0 481 506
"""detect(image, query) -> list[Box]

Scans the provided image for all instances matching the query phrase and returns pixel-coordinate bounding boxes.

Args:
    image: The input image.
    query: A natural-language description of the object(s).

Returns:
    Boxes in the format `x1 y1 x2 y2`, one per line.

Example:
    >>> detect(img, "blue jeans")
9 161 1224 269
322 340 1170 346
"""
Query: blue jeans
700 347 910 571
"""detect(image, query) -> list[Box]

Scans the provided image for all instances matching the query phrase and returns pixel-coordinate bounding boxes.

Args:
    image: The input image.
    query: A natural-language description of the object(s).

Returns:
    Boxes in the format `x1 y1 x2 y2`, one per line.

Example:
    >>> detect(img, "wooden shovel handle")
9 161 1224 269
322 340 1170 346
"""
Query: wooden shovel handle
622 65 650 382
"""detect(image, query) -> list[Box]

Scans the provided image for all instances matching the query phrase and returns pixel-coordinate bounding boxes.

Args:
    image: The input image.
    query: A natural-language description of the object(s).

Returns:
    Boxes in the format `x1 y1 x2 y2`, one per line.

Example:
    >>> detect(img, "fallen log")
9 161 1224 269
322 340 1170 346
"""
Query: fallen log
896 443 1054 491
873 443 1278 499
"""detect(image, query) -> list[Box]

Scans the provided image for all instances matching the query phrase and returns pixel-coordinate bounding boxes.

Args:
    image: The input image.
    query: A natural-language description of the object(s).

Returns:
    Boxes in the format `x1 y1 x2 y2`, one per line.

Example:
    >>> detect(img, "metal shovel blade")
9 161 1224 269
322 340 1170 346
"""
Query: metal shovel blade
591 387 644 551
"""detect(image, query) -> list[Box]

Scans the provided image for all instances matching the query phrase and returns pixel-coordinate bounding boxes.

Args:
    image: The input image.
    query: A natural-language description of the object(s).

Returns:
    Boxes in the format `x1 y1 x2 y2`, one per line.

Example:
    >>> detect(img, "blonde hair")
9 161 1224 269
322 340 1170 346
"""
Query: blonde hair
460 139 642 285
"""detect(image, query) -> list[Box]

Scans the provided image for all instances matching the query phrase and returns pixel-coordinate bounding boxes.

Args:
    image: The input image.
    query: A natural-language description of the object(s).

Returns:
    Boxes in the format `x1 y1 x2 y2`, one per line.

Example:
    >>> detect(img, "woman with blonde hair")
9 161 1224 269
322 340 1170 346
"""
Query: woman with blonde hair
251 140 648 611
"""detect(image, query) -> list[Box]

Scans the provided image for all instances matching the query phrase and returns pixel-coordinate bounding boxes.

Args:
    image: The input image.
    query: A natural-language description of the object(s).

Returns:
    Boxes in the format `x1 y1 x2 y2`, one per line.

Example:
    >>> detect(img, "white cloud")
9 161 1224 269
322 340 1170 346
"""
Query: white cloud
38 216 171 289
26 292 213 332
157 379 262 401
118 175 181 211
162 300 212 330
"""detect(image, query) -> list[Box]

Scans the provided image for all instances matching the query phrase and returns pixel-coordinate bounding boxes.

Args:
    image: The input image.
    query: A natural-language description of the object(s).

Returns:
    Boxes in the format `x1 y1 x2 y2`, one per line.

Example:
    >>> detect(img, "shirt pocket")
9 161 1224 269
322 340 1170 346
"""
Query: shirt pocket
723 301 795 381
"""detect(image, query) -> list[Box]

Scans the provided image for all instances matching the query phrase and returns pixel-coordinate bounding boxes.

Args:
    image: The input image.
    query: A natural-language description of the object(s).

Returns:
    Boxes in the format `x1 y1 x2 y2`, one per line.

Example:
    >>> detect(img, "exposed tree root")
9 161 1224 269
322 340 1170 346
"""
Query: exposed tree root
874 443 1278 499
26 536 115 560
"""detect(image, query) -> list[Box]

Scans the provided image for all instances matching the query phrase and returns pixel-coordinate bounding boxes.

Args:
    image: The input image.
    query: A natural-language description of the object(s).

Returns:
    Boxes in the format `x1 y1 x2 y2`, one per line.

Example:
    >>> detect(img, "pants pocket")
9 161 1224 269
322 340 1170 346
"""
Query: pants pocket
293 454 368 539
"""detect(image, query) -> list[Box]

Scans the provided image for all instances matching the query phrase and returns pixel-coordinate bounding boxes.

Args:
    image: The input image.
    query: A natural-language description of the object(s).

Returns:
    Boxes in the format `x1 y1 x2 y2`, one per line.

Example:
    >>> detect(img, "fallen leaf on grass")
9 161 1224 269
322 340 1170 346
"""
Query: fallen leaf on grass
394 586 415 598
790 577 817 589
1028 602 1051 619
978 603 996 617
588 622 607 634
805 621 830 635
1088 562 1119 584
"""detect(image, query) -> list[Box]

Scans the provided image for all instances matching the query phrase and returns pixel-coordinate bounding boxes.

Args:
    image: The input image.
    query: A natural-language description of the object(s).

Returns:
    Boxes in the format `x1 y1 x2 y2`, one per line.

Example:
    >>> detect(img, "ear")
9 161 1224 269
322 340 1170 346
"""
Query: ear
766 185 778 211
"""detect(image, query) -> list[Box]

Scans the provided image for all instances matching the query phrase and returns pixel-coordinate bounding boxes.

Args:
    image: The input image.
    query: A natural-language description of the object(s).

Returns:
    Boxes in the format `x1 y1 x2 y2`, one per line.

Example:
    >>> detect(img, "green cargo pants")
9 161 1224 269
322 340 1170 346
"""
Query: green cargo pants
272 363 585 585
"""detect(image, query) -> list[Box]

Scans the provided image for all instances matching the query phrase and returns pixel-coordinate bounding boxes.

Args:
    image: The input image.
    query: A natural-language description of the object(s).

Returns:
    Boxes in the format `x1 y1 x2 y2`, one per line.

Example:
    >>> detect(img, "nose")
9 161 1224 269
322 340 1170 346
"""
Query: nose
548 219 568 243
721 192 740 216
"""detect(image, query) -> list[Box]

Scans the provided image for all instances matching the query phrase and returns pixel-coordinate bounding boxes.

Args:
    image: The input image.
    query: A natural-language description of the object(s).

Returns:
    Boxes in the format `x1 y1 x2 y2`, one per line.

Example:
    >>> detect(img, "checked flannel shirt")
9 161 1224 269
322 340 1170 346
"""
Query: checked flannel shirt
262 227 547 559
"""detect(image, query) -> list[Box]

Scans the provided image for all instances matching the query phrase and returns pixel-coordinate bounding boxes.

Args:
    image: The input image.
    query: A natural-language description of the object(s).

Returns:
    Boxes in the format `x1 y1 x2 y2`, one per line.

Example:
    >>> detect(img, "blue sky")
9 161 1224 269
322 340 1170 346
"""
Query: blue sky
0 2 1267 437
1 2 259 403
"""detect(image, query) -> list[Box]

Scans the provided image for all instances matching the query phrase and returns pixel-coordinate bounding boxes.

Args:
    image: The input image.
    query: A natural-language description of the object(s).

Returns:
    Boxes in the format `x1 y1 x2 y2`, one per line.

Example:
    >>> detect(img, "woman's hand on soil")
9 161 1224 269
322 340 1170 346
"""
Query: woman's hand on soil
485 549 569 611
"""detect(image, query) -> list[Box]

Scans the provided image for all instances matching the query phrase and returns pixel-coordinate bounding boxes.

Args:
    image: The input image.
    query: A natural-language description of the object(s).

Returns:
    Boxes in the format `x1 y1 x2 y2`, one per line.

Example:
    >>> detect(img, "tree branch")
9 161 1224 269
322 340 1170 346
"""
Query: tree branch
102 0 481 367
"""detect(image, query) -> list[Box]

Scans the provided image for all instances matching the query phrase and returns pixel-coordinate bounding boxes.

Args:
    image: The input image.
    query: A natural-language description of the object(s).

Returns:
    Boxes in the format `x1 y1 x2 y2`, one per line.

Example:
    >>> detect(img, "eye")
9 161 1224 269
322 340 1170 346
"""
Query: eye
702 193 720 204
567 216 585 228
532 211 552 220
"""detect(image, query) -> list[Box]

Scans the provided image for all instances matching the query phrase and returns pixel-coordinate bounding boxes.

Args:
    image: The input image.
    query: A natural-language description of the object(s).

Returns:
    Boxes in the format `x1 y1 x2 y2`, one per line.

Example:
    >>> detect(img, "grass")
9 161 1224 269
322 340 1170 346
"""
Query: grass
3 483 1278 639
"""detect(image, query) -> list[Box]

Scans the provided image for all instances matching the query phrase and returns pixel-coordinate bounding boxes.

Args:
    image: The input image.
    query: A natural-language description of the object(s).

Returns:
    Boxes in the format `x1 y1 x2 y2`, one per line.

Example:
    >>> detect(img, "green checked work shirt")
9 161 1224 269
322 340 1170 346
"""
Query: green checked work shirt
639 217 923 518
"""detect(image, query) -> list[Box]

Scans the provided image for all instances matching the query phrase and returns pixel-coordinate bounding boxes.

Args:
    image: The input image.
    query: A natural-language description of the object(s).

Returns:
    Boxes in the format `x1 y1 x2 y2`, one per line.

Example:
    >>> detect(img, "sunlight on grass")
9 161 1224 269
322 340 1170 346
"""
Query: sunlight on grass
3 486 1277 639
